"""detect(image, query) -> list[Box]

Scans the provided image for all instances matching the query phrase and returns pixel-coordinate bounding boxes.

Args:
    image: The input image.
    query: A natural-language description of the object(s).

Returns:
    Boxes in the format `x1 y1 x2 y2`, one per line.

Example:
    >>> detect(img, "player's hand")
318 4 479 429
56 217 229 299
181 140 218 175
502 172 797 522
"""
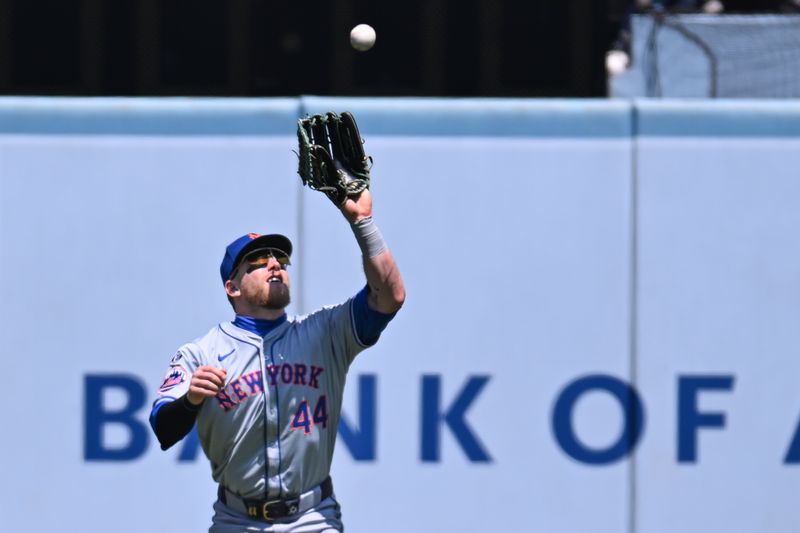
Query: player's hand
187 366 227 406
340 188 373 224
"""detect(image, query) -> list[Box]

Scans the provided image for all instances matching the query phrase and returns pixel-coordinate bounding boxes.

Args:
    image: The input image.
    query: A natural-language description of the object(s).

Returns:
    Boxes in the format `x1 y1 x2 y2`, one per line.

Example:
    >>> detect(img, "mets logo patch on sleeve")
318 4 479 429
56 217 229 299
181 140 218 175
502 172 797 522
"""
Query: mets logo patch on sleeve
159 366 187 392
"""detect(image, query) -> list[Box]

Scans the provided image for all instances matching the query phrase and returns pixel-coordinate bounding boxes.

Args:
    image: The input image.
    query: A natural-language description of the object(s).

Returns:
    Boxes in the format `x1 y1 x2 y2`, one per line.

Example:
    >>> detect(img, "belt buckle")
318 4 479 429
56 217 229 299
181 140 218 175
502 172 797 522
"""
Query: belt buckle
262 500 282 521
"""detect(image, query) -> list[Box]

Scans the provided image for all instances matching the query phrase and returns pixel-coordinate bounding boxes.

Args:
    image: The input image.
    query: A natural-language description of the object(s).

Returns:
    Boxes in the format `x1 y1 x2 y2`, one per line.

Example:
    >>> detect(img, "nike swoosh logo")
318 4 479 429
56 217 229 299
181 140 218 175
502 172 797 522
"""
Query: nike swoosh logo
217 349 235 362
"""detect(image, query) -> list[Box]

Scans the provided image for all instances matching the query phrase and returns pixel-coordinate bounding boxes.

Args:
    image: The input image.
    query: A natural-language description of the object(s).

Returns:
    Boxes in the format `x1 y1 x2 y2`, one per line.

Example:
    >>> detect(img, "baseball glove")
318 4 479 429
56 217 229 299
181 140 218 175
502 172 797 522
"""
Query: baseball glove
296 111 371 206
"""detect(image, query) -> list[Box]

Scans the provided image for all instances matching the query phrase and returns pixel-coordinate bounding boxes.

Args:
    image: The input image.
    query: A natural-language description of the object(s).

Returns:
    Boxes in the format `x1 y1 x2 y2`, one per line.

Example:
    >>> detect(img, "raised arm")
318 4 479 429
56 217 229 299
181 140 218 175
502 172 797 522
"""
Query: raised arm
296 111 404 314
340 189 405 314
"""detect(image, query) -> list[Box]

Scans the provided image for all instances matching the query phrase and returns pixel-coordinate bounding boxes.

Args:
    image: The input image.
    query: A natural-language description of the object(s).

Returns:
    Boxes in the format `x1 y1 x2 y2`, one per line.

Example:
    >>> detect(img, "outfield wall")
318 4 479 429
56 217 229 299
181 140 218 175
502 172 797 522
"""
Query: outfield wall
1 97 798 533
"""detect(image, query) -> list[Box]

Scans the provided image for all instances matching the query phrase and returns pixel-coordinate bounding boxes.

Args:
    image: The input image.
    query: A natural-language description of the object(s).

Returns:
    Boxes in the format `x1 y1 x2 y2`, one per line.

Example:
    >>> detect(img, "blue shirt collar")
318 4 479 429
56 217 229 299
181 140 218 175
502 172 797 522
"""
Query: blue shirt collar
233 314 287 337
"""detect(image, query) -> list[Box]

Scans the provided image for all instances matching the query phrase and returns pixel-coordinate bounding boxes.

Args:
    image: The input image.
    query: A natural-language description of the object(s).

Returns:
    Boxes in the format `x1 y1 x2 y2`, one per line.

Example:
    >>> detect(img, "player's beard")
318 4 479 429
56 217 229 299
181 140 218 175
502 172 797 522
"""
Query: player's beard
262 281 290 310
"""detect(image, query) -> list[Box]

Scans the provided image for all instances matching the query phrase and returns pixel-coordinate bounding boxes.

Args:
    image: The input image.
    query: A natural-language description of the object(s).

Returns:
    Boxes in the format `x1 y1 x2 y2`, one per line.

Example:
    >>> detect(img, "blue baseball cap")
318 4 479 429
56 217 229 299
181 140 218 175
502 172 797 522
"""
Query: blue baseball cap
220 232 293 284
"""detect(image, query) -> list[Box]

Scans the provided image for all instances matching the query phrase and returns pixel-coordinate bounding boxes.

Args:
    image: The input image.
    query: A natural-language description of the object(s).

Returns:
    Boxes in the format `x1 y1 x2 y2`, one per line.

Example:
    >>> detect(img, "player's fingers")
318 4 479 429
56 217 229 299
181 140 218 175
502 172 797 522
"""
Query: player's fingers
194 367 226 386
189 385 218 399
191 376 224 392
206 366 228 380
197 371 225 388
196 365 228 380
189 384 219 396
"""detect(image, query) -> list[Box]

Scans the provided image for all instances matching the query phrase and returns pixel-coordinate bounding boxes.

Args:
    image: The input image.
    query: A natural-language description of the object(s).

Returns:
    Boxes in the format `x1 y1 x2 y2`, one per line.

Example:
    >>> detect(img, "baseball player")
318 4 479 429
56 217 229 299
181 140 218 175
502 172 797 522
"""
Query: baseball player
149 112 404 532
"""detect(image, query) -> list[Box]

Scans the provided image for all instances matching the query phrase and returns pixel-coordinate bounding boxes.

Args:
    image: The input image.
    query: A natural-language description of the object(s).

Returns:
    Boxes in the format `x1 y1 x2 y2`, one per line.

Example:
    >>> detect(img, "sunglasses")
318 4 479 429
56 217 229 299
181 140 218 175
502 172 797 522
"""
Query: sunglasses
232 248 291 278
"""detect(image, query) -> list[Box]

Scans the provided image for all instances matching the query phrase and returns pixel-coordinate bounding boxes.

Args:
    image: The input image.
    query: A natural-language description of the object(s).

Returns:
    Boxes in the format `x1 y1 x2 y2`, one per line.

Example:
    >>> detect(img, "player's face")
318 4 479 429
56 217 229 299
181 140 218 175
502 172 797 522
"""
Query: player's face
232 249 291 312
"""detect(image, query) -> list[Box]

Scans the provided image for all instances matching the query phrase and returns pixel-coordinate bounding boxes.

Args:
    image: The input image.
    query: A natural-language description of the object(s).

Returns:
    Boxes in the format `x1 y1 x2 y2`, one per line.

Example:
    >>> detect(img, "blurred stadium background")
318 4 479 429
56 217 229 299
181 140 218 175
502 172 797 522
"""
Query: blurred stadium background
2 2 800 533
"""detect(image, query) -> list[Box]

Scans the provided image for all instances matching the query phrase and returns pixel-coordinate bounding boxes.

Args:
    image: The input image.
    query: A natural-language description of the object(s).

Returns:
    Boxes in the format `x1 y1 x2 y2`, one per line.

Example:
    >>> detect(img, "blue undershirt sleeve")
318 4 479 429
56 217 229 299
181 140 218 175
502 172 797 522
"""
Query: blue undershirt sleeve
352 284 398 346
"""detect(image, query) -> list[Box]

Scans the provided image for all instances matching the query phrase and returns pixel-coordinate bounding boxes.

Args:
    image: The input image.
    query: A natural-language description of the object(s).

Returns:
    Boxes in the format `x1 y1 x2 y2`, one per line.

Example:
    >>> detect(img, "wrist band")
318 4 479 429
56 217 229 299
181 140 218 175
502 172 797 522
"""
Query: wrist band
351 216 387 258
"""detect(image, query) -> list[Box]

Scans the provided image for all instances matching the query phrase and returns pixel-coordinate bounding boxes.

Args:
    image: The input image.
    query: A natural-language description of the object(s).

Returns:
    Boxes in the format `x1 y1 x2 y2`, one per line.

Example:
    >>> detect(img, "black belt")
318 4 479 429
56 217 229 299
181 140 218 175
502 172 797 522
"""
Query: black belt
218 477 333 522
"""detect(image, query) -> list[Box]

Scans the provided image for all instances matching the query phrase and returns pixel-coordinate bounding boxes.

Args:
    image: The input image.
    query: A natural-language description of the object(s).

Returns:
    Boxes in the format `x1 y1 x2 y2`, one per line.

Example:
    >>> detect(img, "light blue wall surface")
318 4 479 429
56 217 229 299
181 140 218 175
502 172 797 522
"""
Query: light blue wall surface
634 103 800 533
0 98 797 533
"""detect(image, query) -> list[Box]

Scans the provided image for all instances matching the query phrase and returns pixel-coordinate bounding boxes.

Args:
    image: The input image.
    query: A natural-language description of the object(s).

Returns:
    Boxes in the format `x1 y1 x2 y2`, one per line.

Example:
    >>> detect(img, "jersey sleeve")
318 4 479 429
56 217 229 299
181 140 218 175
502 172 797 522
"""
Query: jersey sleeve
322 289 395 369
351 284 398 345
153 344 204 403
149 343 205 436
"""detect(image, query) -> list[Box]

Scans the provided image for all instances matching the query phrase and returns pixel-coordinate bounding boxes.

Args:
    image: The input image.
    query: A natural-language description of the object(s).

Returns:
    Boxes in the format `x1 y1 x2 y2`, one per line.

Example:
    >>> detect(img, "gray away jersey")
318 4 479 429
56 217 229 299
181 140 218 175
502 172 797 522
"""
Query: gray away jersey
154 297 368 500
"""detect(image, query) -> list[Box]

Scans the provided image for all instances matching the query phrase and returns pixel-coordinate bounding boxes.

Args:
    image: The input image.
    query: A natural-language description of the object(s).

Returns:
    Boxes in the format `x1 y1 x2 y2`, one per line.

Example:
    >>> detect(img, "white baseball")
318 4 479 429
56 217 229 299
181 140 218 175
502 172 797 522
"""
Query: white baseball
350 24 376 52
